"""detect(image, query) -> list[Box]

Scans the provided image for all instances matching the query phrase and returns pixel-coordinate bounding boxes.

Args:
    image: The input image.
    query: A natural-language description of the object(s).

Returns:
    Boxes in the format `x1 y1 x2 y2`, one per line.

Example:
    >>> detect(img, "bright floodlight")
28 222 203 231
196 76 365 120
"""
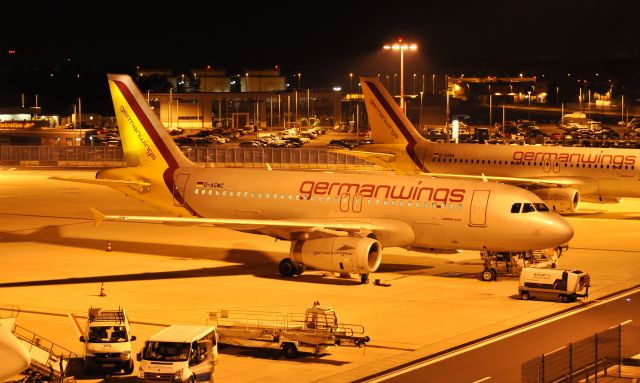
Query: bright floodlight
382 39 418 112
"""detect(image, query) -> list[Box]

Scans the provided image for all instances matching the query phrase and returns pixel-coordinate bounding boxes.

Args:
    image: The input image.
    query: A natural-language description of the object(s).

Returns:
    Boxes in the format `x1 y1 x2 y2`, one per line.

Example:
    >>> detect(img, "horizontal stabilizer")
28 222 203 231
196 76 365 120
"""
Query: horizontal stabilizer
89 207 106 226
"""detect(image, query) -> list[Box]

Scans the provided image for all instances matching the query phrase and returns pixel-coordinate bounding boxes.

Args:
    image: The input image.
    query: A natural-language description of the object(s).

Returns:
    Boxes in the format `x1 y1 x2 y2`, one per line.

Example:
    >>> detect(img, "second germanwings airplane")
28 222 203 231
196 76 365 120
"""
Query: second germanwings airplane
357 77 640 214
55 74 572 283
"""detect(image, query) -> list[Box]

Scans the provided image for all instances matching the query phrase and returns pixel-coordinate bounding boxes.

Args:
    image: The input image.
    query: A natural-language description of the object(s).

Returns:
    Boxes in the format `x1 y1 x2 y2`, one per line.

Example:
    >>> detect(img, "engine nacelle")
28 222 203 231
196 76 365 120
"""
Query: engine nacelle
530 187 580 214
290 237 382 275
580 195 623 204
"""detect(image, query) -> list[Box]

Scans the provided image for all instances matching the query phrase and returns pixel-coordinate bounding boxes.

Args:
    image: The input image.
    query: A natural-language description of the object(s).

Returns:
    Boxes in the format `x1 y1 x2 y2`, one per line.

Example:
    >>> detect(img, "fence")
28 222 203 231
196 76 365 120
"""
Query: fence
0 145 381 170
521 323 640 382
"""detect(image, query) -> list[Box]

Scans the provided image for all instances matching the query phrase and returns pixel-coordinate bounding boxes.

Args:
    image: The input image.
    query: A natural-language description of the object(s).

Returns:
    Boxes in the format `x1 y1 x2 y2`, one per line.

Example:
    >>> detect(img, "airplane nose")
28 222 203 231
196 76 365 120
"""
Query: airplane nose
539 214 574 248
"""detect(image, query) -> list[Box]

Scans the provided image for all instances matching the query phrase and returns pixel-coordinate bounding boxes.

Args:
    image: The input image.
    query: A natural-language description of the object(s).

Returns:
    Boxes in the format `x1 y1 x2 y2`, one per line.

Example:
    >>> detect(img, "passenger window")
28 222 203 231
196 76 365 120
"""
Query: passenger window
407 201 412 207
511 203 522 213
432 202 438 208
209 190 213 196
522 203 535 213
383 200 388 206
326 196 331 203
222 191 227 196
391 200 396 206
244 192 248 198
399 200 404 207
415 201 420 208
265 193 270 199
195 189 199 195
216 190 220 196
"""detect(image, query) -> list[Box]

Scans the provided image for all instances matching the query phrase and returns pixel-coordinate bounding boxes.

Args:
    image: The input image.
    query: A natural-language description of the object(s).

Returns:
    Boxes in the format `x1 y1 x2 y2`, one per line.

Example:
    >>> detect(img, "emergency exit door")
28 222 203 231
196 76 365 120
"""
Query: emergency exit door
173 173 190 206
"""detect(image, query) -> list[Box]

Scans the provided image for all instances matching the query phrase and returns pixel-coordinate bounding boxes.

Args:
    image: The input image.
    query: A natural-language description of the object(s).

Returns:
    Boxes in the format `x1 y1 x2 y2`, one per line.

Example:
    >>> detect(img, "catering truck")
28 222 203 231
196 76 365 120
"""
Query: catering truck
137 325 217 383
208 302 369 358
519 267 590 303
79 307 136 374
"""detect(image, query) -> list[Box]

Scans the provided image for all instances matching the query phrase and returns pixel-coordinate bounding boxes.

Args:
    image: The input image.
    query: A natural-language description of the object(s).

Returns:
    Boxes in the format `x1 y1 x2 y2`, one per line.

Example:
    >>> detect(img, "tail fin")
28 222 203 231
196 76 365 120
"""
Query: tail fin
107 74 193 169
360 77 427 146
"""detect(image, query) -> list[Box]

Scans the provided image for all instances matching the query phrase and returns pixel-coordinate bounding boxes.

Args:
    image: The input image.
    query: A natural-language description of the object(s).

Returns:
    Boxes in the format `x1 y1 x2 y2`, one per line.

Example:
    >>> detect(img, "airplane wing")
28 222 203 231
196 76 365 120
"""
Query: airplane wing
419 173 576 186
50 177 151 191
90 208 375 238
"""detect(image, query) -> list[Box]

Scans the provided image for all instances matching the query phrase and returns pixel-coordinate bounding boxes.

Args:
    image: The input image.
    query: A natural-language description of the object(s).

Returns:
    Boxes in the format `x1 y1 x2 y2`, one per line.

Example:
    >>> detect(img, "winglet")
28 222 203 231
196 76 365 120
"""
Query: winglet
89 207 105 226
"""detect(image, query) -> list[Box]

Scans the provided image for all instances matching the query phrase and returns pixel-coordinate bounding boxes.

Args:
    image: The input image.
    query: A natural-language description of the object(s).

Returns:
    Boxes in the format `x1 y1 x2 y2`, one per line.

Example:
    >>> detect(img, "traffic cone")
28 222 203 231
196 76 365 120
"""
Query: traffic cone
106 241 112 252
99 282 107 297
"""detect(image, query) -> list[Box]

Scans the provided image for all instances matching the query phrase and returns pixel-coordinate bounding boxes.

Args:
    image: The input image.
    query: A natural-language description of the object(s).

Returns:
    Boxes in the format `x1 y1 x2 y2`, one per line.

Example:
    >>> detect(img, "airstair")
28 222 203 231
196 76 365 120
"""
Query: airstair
12 324 78 381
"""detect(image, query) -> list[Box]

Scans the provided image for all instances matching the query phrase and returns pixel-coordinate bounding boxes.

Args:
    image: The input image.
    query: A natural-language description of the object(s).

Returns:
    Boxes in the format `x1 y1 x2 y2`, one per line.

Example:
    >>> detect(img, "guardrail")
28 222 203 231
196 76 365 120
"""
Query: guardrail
0 145 382 170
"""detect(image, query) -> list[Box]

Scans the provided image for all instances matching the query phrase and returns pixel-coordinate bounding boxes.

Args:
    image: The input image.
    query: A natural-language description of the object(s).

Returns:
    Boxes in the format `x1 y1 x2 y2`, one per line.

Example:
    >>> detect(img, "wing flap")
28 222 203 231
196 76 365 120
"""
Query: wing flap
50 176 151 190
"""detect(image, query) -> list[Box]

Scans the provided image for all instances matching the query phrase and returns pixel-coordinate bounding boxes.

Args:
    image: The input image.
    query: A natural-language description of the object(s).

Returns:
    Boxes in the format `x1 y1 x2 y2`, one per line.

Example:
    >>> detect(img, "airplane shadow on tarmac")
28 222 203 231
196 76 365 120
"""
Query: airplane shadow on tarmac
0 223 435 287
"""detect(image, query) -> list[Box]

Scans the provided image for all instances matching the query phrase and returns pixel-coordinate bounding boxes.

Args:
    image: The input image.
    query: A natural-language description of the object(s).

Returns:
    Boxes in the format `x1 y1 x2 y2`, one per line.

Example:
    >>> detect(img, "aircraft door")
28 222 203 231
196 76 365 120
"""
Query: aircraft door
469 190 490 226
173 173 190 206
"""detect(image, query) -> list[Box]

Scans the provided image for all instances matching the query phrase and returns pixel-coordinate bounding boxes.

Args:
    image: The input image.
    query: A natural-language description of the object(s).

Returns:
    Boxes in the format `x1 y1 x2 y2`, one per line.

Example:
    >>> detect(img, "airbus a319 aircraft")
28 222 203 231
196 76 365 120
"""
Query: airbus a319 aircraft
55 74 572 283
356 77 640 214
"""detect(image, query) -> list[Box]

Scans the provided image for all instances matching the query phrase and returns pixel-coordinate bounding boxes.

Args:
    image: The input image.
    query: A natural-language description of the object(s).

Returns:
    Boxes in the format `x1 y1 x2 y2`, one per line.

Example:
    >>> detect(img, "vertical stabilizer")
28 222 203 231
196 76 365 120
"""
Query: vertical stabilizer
360 77 427 146
107 74 193 170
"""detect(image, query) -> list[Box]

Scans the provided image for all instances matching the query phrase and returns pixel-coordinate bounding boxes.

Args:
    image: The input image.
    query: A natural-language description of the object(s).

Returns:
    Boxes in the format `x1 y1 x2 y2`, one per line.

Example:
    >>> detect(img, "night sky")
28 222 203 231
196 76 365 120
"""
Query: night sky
1 0 639 113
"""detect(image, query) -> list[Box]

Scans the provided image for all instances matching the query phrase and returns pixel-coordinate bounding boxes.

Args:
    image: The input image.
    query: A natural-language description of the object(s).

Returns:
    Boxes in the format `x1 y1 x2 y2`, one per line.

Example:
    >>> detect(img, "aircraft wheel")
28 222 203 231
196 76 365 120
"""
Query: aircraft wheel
490 268 498 280
360 274 370 284
294 263 305 275
279 258 296 277
481 269 494 282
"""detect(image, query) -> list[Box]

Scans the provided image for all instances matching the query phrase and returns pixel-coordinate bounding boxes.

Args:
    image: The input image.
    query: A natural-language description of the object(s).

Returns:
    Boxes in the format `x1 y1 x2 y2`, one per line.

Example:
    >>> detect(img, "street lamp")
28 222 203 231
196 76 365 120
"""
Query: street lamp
383 39 418 112
297 73 302 89
413 73 416 95
432 74 435 95
419 91 424 127
528 90 532 120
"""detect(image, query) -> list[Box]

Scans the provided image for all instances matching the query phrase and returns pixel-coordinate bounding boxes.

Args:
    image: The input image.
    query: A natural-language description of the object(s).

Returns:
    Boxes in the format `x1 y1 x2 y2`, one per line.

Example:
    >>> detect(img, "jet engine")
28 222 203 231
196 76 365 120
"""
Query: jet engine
278 237 382 283
530 187 580 214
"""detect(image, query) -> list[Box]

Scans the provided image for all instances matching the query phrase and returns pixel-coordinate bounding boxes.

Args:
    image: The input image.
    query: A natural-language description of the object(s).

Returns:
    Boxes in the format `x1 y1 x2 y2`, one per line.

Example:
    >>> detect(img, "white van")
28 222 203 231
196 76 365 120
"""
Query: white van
519 267 590 303
137 325 218 383
79 307 135 374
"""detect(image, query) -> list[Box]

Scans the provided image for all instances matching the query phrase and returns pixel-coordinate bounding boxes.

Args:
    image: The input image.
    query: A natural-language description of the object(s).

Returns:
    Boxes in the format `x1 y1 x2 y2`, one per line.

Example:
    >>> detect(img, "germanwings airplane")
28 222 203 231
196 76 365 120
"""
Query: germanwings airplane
55 74 572 283
357 77 640 213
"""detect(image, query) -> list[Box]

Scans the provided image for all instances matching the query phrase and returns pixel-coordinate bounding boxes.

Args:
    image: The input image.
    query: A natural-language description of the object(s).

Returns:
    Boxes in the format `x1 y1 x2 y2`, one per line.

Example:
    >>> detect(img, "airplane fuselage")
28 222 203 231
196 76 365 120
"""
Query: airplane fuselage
174 167 570 252
410 143 640 199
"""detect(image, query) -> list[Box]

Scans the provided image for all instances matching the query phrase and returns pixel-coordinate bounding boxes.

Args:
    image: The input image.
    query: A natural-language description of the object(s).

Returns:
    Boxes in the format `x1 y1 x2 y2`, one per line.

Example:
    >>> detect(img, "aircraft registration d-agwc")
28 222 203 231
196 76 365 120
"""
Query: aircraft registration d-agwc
54 74 573 283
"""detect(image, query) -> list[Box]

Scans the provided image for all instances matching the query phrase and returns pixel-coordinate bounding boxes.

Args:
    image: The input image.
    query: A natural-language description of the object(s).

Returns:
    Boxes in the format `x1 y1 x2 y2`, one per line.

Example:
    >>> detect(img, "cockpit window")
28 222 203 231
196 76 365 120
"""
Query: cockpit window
511 203 521 213
522 203 535 213
534 203 550 212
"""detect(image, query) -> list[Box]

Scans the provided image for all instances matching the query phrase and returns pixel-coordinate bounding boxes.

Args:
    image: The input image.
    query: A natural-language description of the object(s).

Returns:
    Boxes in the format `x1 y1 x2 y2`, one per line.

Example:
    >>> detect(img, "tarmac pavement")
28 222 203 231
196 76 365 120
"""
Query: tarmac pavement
1 168 640 382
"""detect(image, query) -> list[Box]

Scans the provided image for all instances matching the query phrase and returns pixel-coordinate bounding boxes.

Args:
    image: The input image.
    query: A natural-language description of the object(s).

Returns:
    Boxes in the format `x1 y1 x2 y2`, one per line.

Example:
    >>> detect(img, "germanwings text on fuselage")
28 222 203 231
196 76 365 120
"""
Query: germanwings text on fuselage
299 180 465 202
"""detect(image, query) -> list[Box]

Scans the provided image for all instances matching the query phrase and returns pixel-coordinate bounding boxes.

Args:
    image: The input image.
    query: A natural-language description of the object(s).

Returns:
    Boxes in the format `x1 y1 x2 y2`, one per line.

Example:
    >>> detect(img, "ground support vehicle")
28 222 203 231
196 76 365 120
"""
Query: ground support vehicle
78 307 135 375
207 302 369 359
518 267 590 302
12 324 77 381
479 244 567 282
137 325 217 383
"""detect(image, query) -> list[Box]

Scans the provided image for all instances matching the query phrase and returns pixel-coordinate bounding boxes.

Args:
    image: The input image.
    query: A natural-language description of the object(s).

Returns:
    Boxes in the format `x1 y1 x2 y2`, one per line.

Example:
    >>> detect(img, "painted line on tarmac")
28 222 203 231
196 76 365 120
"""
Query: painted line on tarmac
358 285 640 383
471 377 491 383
